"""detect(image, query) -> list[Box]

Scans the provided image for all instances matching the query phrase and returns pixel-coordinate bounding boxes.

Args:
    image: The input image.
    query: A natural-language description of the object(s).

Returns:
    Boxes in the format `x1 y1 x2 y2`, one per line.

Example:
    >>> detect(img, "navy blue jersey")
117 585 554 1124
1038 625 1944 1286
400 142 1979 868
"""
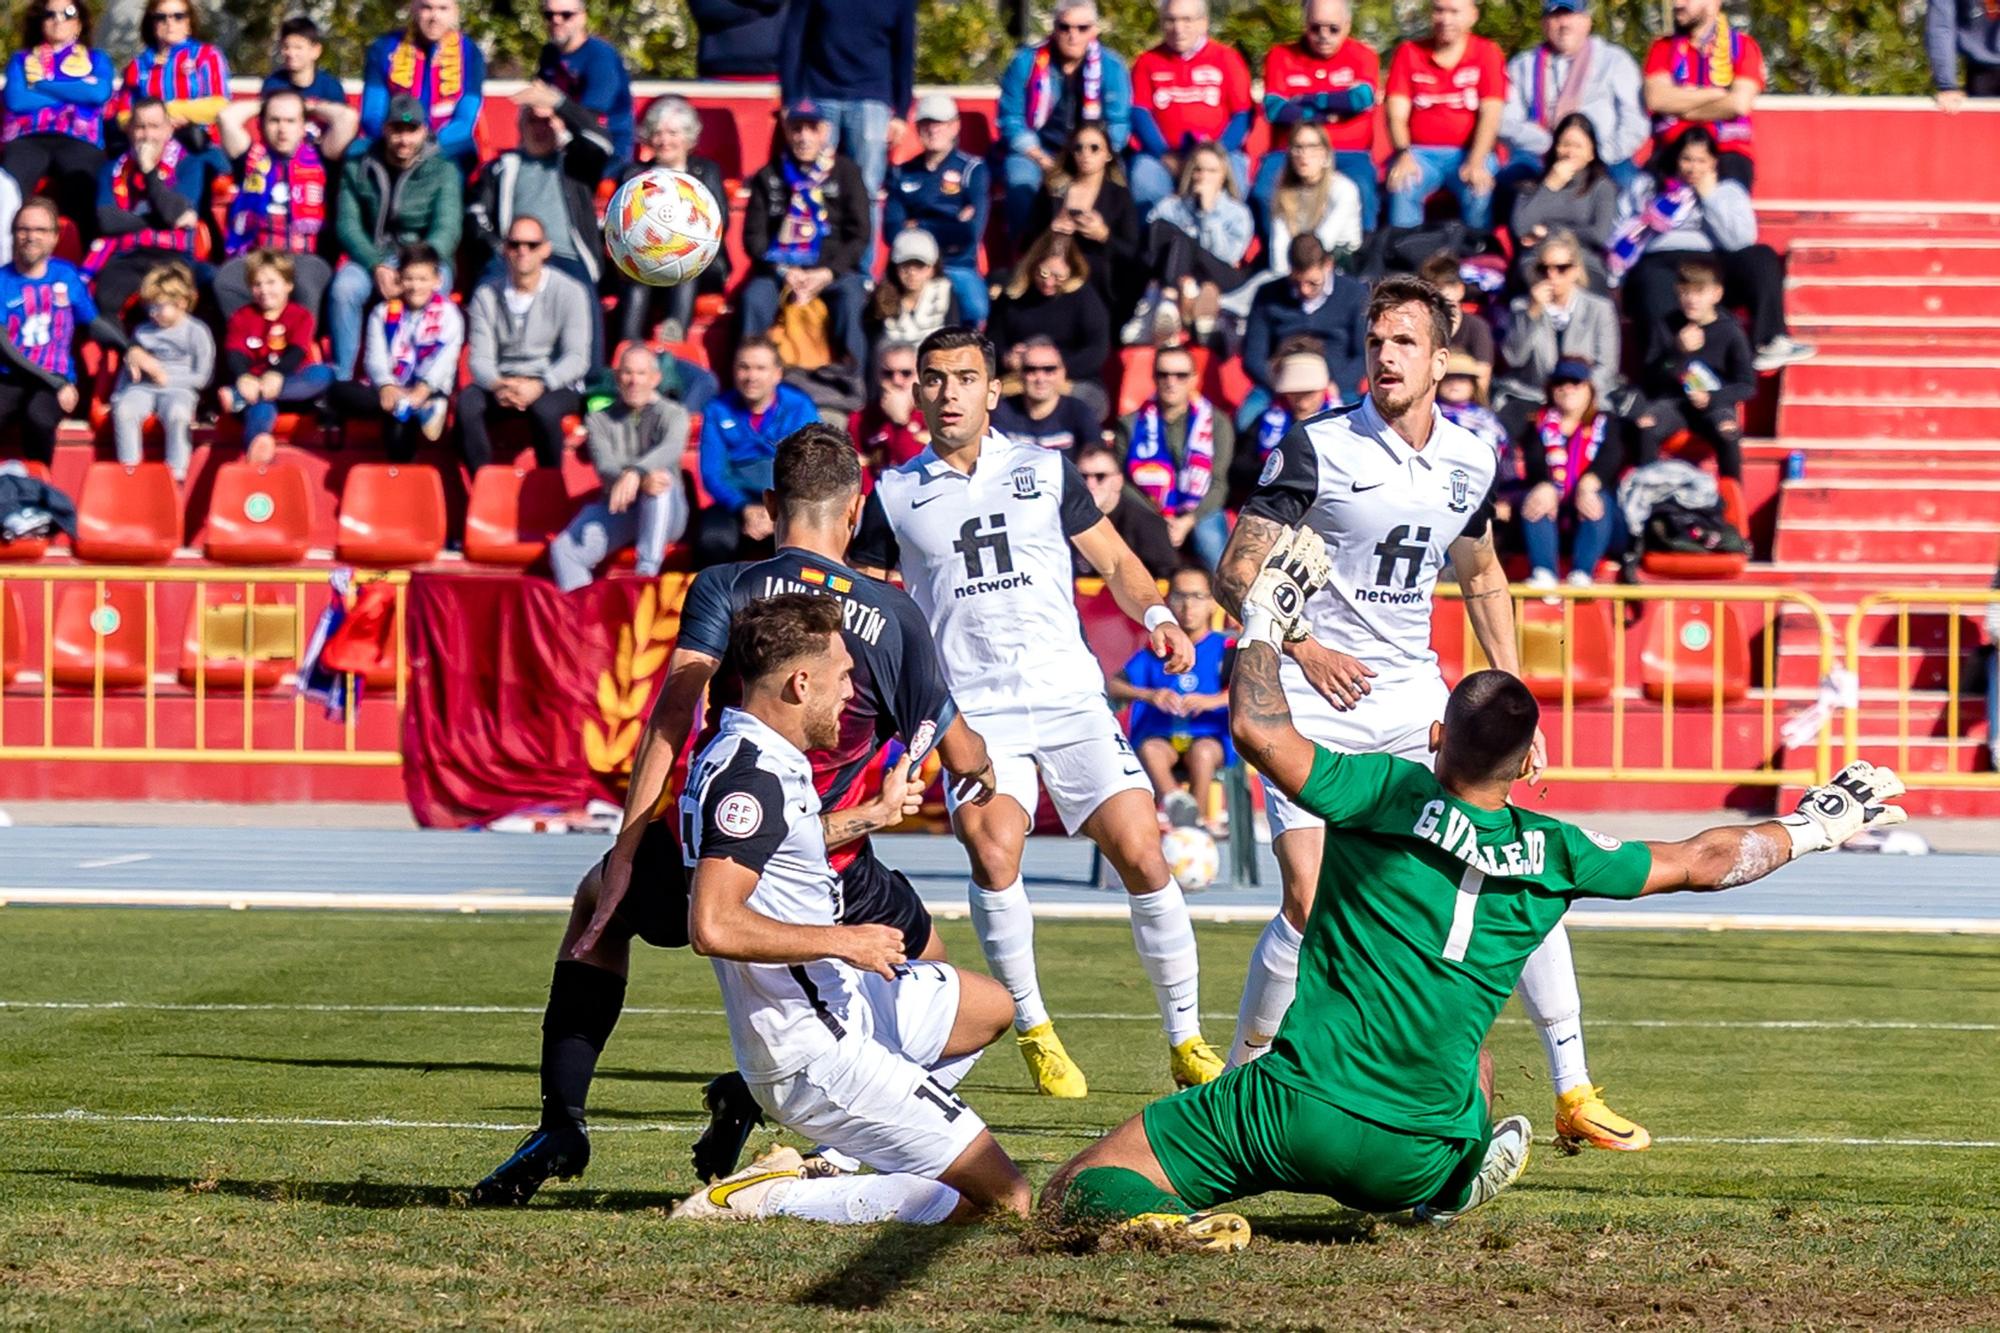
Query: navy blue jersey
677 545 958 868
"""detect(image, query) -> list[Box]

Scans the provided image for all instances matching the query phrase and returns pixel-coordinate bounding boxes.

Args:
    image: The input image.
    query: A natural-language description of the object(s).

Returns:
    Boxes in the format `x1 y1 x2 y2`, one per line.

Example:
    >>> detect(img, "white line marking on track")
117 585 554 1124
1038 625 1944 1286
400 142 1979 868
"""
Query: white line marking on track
5 1110 1995 1150
73 854 152 870
2 1000 1995 1032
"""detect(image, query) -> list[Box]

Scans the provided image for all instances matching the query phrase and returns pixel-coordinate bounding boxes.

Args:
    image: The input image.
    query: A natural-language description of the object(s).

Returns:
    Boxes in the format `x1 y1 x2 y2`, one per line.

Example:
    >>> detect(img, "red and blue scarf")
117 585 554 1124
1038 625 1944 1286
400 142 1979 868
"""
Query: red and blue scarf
380 293 454 386
83 140 193 277
1127 396 1215 515
764 154 832 267
1535 407 1608 498
386 32 468 131
1025 37 1103 132
227 141 327 256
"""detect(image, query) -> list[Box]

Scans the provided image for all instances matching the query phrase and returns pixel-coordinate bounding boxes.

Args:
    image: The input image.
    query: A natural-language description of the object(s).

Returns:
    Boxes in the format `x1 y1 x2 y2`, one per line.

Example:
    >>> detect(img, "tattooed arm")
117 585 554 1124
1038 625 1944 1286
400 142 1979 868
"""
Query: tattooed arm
1219 515 1378 708
1229 638 1322 799
821 754 924 851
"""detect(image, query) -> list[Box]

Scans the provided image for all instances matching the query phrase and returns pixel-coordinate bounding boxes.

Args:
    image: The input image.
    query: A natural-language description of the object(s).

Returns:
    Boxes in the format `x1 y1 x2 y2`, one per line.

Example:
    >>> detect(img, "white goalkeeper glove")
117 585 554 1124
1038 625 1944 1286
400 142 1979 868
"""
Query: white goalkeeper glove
1777 761 1908 856
1240 526 1333 648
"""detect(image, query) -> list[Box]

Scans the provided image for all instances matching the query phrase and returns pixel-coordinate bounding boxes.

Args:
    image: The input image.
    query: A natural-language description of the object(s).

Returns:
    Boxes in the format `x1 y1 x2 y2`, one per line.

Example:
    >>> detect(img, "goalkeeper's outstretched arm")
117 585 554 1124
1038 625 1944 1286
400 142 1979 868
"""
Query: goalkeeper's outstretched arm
1639 762 1907 896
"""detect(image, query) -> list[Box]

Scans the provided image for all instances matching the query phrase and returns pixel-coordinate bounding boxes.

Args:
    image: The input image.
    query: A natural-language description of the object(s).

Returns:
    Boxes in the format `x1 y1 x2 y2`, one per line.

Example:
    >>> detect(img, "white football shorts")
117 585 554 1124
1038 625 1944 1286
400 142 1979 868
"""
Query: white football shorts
749 961 983 1179
1261 673 1449 839
944 698 1152 835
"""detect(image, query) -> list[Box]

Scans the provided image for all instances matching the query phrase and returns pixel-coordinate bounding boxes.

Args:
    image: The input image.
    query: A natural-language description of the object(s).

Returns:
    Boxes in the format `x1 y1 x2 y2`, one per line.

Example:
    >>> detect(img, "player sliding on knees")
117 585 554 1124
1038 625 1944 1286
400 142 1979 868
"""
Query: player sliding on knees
1040 527 1908 1251
471 426 999 1206
669 594 1031 1225
1215 273 1646 1152
850 326 1223 1098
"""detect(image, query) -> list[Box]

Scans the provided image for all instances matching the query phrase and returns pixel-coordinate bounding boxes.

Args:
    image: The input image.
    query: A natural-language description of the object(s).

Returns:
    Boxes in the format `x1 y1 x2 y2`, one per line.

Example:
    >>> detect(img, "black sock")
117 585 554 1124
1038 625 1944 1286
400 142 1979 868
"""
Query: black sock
540 960 627 1129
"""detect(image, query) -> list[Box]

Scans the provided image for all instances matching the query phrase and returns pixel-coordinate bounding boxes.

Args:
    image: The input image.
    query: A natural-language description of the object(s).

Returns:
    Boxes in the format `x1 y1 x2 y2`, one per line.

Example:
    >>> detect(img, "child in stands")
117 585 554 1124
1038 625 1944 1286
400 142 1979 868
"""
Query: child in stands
220 248 332 464
109 261 213 481
325 243 463 461
1633 257 1754 480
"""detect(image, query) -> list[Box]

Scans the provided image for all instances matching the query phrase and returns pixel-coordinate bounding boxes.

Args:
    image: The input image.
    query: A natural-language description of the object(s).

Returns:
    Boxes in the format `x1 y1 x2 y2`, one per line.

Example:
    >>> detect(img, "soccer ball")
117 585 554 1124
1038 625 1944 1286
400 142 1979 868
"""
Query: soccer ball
1161 825 1221 892
603 167 723 288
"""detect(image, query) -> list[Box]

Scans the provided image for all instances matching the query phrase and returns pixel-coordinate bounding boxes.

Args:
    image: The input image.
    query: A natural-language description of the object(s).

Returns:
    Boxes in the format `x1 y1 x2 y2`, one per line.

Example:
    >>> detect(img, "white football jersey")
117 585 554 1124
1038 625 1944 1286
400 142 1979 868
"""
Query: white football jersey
1243 398 1497 704
682 707 868 1083
852 431 1109 727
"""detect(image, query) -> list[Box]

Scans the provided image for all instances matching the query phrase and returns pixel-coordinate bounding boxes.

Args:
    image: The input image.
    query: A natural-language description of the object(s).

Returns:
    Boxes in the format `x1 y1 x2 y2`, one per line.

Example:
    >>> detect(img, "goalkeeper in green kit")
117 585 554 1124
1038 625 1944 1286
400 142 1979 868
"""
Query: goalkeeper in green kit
1042 527 1910 1251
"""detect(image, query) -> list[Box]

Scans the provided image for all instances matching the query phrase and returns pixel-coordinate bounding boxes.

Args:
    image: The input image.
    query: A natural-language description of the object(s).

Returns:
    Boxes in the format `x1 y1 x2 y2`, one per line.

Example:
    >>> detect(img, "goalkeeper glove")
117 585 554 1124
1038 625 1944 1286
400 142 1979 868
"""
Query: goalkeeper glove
1240 526 1332 648
1777 761 1908 856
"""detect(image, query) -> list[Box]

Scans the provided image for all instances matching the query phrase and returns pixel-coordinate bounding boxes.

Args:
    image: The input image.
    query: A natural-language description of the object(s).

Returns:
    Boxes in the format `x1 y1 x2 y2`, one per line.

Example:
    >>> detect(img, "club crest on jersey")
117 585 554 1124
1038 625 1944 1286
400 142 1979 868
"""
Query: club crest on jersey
1010 465 1041 499
1259 449 1284 486
1448 469 1471 513
907 719 936 763
715 792 764 837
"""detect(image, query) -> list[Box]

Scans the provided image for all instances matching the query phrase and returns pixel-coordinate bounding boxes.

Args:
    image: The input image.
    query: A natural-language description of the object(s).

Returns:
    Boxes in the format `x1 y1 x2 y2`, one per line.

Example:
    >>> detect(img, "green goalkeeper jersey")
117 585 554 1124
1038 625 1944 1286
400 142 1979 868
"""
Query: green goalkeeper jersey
1263 746 1654 1142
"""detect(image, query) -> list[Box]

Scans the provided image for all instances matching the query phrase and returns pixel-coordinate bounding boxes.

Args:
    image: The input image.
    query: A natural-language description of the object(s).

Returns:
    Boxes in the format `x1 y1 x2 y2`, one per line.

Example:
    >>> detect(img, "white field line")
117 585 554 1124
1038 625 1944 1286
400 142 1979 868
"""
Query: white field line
4 887 1999 934
2 999 1996 1033
3 1110 1995 1151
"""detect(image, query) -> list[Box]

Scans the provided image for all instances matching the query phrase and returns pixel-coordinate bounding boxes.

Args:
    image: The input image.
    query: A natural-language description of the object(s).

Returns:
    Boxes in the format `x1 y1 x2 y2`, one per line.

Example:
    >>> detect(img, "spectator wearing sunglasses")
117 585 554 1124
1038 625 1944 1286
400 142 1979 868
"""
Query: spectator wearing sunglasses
112 0 228 139
1070 439 1178 581
460 214 595 472
1495 228 1620 415
992 335 1103 453
534 0 633 171
996 0 1134 237
1114 342 1233 571
1254 0 1382 231
3 0 116 241
850 340 929 477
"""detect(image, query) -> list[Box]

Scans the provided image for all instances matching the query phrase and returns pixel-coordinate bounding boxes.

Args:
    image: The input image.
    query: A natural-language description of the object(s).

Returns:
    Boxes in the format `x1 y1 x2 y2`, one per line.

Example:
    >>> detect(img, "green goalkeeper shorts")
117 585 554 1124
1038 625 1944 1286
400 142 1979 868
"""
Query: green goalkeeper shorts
1141 1056 1491 1215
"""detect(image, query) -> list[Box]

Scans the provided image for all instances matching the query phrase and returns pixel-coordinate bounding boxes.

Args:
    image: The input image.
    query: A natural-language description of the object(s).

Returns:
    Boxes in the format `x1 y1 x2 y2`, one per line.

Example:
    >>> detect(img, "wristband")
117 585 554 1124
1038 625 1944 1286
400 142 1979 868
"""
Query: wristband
1775 812 1827 857
1240 605 1285 649
1143 605 1175 635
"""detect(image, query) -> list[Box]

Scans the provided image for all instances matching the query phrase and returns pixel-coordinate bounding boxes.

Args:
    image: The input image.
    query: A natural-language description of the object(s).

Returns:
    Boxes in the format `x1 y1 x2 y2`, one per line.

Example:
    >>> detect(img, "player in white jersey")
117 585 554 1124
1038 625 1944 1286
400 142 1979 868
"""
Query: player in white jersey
851 327 1223 1097
1212 276 1650 1152
669 594 1032 1226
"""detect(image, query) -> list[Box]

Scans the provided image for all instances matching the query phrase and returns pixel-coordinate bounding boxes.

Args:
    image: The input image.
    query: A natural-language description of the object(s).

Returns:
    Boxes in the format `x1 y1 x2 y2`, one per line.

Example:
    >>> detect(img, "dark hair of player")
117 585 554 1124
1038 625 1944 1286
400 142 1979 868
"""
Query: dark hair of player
1367 274 1455 357
1440 669 1541 783
917 325 997 379
772 423 861 512
727 593 844 687
1676 256 1723 289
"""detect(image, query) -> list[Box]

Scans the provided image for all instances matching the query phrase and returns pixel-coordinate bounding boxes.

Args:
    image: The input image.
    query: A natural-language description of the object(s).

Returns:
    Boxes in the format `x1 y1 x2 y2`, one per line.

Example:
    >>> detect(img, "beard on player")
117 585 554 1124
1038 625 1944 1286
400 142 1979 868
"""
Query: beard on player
1365 302 1448 424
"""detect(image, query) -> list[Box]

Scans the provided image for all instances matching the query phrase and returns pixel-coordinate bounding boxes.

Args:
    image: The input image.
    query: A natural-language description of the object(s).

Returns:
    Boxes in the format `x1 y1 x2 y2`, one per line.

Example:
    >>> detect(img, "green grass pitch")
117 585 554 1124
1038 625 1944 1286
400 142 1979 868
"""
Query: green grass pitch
2 909 1997 1329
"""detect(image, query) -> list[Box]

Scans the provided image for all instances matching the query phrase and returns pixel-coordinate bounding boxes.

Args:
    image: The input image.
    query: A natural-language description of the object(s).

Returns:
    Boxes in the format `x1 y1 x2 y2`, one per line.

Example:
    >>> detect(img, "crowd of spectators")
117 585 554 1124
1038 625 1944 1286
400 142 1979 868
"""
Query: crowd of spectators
17 0 1970 590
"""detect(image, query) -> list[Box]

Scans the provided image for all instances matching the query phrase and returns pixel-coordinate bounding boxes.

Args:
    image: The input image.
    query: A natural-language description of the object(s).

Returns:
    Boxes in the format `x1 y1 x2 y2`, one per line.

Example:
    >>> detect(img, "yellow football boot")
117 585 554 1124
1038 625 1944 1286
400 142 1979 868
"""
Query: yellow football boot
1555 1084 1652 1151
1169 1035 1225 1087
1120 1210 1252 1253
1017 1020 1089 1098
668 1144 804 1221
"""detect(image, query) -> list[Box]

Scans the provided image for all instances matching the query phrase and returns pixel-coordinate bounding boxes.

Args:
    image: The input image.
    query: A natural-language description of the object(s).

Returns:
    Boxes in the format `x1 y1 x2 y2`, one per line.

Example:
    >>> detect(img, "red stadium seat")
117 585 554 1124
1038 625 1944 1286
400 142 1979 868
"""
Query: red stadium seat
463 465 578 566
1207 354 1256 417
1437 597 1615 702
0 461 56 561
1641 599 1751 704
73 462 181 564
335 463 447 566
1 584 22 684
178 583 298 691
203 461 315 565
50 582 152 690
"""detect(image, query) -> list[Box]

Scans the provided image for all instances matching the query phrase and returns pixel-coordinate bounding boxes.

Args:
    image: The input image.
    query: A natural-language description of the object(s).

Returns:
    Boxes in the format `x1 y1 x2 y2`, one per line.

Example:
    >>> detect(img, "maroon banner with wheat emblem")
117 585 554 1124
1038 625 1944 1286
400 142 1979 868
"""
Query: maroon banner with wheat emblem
400 572 690 828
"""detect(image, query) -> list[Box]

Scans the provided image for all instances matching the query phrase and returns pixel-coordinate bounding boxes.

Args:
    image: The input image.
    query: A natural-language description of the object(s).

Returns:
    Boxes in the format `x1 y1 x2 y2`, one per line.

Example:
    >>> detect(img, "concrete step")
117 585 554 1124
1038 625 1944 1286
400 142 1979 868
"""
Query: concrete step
1774 645 1973 693
1776 397 2000 439
1760 559 1999 590
1787 330 2000 358
1781 355 2000 401
1784 276 2000 320
1748 436 2000 467
1779 477 2000 525
1784 238 2000 280
1773 521 2000 567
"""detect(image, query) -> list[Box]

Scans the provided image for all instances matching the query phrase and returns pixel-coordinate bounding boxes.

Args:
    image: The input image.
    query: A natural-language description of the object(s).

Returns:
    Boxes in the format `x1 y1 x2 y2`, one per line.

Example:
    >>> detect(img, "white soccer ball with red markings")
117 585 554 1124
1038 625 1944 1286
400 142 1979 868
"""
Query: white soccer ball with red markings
1161 826 1221 892
604 167 723 288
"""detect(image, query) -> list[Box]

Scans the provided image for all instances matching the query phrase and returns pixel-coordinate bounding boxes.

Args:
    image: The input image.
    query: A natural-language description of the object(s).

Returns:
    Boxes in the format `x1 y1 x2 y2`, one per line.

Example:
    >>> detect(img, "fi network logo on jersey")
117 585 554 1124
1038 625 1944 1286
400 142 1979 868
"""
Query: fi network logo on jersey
952 514 1032 598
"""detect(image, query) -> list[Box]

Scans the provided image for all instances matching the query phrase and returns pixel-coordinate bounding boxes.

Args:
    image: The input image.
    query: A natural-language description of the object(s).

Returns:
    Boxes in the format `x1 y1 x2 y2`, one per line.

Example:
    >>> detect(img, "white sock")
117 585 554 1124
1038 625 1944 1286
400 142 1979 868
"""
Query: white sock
967 878 1048 1033
1228 913 1302 1068
1128 879 1201 1044
762 1173 960 1224
1517 919 1591 1094
928 1048 982 1092
808 1145 863 1174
